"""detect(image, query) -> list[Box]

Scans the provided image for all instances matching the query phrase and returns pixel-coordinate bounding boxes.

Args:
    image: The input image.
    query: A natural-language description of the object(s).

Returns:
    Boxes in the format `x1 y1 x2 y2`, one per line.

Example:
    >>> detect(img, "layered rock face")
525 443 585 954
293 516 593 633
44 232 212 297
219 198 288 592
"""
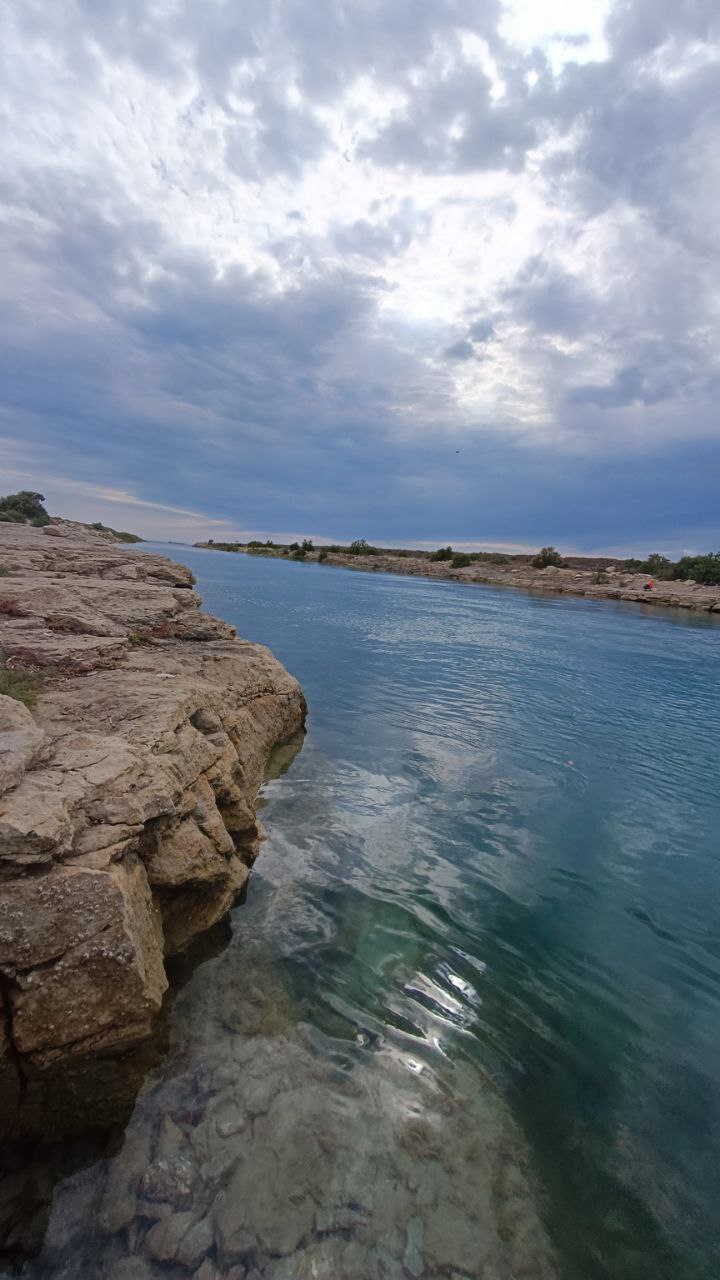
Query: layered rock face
0 525 306 1132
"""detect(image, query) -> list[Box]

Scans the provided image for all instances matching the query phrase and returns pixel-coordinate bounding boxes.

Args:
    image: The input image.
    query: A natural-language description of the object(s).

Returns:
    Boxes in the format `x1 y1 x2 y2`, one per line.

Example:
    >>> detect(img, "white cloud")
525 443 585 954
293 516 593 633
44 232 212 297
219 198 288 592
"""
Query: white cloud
0 0 718 546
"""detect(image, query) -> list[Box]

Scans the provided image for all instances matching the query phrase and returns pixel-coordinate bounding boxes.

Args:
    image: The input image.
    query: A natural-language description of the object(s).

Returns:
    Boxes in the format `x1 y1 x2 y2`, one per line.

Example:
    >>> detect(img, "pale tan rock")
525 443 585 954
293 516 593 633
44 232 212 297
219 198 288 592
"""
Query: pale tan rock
0 523 306 1109
0 693 45 793
143 815 231 886
5 859 167 1064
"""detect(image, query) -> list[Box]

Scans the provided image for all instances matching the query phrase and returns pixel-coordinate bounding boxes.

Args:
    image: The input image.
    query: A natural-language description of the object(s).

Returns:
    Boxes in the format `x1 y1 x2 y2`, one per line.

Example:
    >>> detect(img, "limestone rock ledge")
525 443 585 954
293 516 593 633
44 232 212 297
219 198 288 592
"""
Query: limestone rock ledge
0 525 306 1123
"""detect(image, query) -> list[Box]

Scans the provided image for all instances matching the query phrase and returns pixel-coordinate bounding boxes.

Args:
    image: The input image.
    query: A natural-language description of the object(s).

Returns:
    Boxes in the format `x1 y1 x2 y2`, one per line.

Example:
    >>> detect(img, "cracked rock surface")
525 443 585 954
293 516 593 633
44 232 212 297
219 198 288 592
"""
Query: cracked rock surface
0 525 306 1131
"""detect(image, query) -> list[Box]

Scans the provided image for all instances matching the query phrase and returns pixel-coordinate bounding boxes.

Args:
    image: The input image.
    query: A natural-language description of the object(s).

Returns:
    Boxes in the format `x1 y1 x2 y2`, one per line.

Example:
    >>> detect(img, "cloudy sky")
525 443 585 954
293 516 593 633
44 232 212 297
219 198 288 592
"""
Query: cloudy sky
1 0 718 551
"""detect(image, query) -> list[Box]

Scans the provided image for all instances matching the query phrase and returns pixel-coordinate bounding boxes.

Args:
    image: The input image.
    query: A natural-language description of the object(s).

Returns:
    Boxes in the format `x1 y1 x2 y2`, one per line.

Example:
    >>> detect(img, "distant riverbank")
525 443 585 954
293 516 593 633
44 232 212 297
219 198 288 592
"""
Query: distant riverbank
195 544 720 615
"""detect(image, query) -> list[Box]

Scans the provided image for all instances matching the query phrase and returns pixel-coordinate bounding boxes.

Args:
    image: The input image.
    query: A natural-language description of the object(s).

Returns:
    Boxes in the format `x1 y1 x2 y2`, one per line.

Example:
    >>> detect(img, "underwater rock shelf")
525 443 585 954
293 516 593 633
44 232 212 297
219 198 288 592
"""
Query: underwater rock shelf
0 523 306 1135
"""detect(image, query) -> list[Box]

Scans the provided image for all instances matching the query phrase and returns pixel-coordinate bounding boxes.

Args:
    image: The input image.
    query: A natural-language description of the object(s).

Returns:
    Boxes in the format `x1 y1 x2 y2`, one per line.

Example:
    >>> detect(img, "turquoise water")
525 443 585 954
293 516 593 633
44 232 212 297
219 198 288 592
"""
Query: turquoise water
182 550 720 1279
3 548 720 1279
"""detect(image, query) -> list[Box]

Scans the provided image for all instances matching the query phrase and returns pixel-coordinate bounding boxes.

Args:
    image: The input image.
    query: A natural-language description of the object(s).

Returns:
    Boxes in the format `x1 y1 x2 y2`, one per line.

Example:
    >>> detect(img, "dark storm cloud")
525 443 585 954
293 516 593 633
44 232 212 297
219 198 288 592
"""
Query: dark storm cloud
0 0 719 549
331 201 428 263
567 338 715 409
467 318 495 343
362 62 538 174
6 0 503 177
0 158 451 521
605 0 720 60
224 88 329 181
503 258 593 335
444 340 476 360
570 365 669 409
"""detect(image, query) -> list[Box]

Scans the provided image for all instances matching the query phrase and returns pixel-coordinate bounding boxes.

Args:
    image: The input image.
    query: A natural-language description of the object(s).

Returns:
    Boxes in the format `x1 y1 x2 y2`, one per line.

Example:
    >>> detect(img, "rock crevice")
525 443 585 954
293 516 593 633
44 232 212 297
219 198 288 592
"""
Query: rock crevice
0 525 306 1131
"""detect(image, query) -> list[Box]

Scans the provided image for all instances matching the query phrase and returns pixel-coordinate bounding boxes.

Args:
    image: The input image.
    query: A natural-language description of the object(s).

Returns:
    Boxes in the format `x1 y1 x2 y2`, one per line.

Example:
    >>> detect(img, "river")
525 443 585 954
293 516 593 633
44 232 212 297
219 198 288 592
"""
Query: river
3 547 720 1279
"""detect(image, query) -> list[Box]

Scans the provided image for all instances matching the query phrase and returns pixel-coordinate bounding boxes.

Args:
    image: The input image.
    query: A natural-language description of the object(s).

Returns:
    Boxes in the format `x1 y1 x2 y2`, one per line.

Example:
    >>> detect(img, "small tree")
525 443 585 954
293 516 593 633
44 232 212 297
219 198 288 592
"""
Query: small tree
673 552 720 585
302 539 314 552
430 546 453 562
0 490 50 525
533 546 563 569
347 538 377 555
643 553 674 580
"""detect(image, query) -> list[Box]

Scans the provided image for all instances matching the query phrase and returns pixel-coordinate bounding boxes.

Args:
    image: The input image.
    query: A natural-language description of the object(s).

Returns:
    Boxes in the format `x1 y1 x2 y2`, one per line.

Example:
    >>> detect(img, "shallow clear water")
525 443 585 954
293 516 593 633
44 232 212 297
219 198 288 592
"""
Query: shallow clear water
3 550 720 1279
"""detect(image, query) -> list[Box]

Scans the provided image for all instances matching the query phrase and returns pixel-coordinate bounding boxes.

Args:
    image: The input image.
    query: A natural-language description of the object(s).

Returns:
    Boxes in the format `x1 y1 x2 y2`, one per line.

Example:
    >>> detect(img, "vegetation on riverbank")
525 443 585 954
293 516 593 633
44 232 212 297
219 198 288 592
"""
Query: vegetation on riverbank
0 490 50 526
88 521 143 543
0 667 43 708
0 492 142 543
624 551 720 585
197 538 720 587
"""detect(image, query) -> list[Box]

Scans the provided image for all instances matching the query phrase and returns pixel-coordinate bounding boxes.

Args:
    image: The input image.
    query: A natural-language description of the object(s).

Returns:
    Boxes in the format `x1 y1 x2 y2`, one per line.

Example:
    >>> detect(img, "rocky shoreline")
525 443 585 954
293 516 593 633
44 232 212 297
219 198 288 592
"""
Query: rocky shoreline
202 546 720 614
0 524 306 1136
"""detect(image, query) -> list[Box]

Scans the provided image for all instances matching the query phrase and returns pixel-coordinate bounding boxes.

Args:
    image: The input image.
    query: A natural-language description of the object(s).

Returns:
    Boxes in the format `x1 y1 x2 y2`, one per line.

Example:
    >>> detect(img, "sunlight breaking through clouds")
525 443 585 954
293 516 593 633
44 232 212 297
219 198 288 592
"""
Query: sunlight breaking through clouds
0 0 718 548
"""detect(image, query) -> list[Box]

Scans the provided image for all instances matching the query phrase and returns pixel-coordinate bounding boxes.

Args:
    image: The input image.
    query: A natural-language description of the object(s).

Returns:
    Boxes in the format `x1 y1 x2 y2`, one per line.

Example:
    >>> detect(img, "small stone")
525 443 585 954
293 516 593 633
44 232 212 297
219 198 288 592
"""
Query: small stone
140 1156 196 1208
112 1260 154 1280
403 1215 424 1278
216 1110 246 1139
155 1114 185 1163
194 1262 222 1280
99 1132 151 1234
176 1216 215 1270
144 1211 195 1262
424 1203 486 1274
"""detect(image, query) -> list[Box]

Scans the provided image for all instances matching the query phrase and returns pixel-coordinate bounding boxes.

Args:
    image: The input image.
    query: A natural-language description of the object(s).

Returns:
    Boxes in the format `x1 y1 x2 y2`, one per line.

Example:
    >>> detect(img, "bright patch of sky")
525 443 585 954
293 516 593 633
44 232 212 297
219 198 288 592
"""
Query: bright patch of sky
502 0 610 66
0 0 718 550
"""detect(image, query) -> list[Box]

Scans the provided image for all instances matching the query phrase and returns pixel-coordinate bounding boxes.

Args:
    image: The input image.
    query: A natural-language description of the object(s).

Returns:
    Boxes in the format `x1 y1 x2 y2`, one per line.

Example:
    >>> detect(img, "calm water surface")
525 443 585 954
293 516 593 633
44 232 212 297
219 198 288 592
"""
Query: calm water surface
5 549 720 1279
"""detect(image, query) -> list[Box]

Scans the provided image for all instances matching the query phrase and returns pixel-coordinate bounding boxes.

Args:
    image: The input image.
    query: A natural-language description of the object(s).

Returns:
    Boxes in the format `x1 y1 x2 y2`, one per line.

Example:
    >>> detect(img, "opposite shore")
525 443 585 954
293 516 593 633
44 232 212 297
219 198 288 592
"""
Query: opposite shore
194 543 720 615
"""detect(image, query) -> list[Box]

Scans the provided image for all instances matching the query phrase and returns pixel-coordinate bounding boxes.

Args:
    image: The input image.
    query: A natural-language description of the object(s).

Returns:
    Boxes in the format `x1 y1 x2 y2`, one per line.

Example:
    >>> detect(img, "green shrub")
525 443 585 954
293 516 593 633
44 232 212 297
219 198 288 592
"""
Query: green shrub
591 571 610 584
0 566 10 577
622 551 720 586
302 539 314 552
0 490 50 525
533 546 563 569
673 553 720 586
318 549 328 562
642 553 674 580
430 546 453 562
81 518 142 540
347 539 378 556
0 668 44 708
291 547 307 560
451 553 472 568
